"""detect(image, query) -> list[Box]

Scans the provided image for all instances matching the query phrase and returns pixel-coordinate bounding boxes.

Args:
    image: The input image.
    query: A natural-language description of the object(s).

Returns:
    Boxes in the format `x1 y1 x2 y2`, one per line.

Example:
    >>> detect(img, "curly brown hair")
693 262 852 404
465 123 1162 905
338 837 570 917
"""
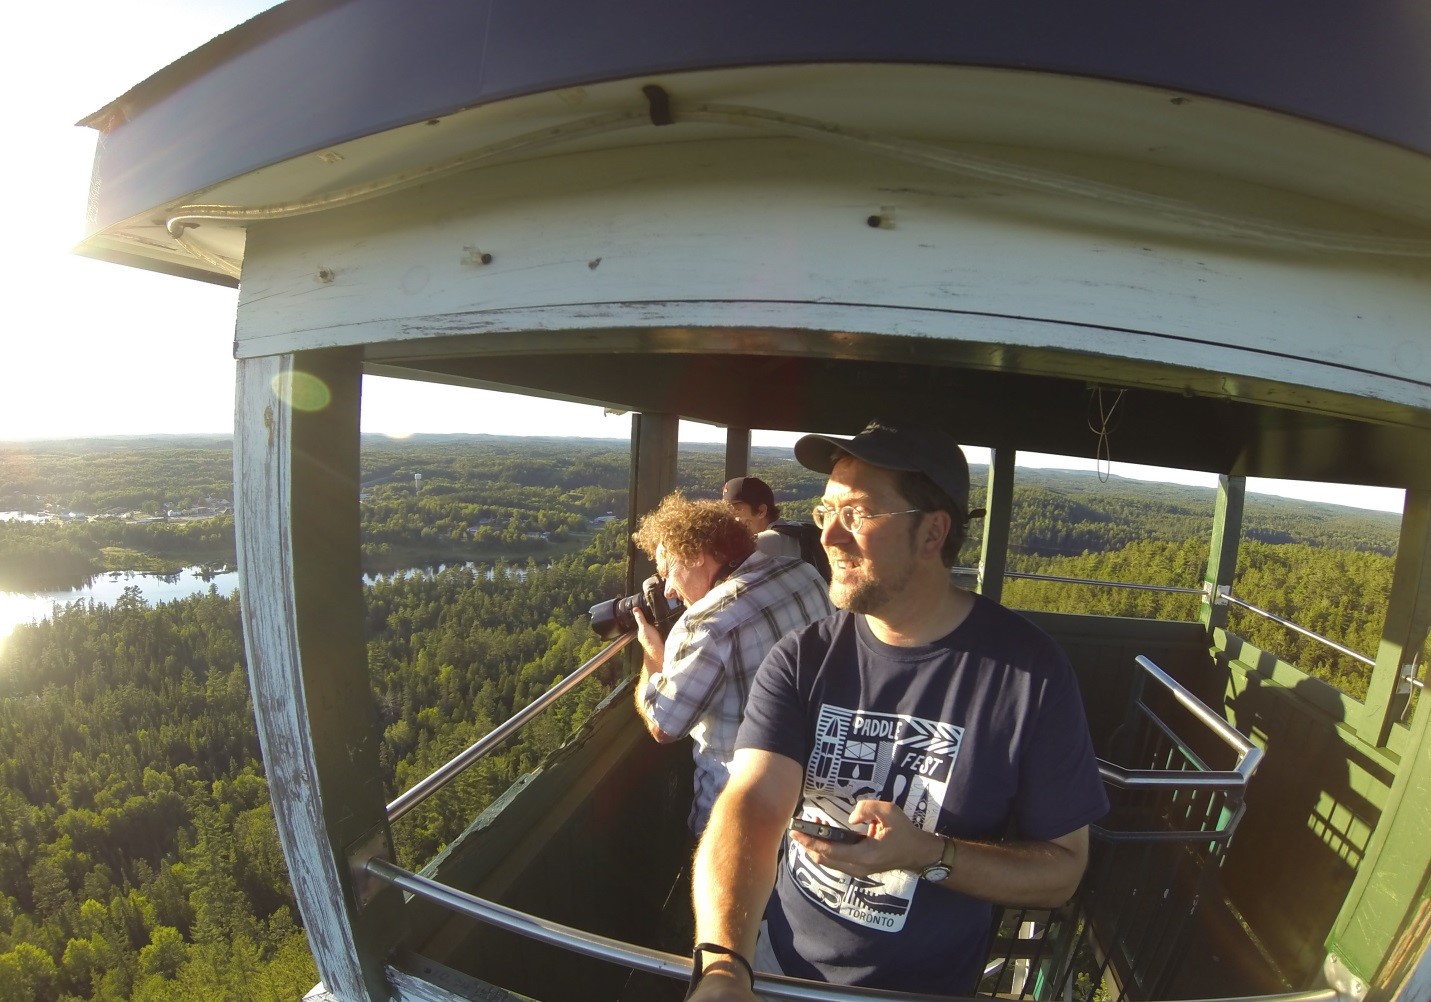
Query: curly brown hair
632 493 756 568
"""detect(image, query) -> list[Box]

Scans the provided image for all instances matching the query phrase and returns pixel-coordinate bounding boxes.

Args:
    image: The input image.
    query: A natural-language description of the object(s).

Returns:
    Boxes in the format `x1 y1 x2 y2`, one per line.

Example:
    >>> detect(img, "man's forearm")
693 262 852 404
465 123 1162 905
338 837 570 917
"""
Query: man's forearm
692 752 803 961
940 831 1087 907
692 796 779 960
632 662 675 742
631 607 668 738
813 801 1089 908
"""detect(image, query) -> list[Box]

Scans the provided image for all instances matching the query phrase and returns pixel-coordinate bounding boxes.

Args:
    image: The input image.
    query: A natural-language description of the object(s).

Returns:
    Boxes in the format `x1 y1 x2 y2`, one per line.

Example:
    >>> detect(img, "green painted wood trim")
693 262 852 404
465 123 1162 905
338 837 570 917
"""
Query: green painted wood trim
1327 649 1431 989
1201 475 1245 632
978 447 1014 602
1212 627 1366 726
1360 489 1431 746
724 427 751 482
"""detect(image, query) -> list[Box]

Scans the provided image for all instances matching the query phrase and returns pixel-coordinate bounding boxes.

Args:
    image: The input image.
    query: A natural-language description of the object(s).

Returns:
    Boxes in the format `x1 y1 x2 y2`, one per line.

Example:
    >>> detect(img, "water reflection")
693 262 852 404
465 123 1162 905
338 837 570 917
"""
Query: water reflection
0 566 240 649
0 559 546 649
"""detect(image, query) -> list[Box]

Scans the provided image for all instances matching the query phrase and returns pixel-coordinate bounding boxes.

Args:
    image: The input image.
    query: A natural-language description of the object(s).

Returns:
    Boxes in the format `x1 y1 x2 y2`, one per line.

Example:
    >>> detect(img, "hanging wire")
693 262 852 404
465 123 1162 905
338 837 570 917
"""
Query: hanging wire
1088 387 1126 482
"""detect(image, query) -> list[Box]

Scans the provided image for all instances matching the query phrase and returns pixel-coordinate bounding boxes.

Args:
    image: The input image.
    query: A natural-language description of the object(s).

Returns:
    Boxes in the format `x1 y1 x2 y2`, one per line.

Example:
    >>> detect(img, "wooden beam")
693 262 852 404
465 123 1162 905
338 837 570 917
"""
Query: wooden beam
977 448 1015 602
1201 475 1246 633
1326 498 1431 984
1359 488 1431 745
724 427 751 482
626 412 679 593
235 350 399 1001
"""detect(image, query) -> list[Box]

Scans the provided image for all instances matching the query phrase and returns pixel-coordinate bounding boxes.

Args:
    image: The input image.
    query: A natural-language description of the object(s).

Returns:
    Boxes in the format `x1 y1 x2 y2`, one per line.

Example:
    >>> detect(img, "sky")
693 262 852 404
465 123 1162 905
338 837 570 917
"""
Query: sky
0 2 1406 516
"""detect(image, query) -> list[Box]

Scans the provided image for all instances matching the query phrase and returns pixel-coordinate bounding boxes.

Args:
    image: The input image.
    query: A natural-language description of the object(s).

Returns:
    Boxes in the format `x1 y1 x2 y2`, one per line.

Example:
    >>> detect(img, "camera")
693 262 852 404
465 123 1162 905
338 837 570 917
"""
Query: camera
589 574 685 641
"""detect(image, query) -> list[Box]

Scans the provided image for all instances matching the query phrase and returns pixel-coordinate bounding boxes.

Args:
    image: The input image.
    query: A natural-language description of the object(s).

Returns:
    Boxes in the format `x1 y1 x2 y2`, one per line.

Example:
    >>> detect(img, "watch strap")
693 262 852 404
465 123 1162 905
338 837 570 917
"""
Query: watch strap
921 835 957 880
939 834 957 868
686 942 754 998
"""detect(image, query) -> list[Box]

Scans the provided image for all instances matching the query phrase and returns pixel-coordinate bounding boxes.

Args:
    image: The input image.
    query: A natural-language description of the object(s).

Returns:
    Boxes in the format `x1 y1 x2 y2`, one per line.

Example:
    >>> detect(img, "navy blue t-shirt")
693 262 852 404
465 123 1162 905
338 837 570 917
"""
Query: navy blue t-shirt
737 596 1109 995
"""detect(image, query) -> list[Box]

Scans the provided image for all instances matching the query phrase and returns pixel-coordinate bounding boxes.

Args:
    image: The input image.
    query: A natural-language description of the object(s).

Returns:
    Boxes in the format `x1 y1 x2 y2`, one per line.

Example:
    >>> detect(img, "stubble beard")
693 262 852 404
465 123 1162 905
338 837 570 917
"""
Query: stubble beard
829 556 916 615
828 522 922 615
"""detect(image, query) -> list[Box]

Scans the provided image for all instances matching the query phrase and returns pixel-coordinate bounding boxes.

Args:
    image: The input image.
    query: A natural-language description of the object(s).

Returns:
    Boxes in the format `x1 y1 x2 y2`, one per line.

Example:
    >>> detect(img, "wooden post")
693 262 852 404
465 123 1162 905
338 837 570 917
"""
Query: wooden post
725 427 752 482
1201 475 1245 632
1359 488 1431 745
977 448 1014 601
1326 494 1430 984
626 412 680 593
235 350 399 1001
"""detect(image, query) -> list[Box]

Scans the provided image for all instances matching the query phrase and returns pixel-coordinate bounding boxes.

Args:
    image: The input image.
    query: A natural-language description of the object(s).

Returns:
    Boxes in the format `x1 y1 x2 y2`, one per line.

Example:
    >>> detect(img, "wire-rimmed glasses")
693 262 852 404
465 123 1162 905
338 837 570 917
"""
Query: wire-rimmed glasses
810 504 924 534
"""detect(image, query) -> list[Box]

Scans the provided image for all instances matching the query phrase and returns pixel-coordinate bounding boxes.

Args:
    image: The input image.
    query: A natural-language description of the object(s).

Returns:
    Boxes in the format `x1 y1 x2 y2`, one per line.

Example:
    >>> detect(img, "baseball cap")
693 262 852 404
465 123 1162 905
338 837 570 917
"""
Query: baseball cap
722 476 776 512
794 419 975 516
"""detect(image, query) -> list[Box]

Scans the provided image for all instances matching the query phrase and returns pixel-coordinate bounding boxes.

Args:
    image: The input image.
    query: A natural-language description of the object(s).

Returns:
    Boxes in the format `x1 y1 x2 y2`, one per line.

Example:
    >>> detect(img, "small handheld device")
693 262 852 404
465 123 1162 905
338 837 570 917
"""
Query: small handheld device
789 817 866 843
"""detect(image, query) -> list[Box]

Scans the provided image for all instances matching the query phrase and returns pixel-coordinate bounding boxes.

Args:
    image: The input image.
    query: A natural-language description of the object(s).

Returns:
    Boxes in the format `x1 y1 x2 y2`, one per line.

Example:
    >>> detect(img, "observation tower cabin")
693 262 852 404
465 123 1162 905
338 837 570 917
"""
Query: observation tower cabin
76 3 1430 1000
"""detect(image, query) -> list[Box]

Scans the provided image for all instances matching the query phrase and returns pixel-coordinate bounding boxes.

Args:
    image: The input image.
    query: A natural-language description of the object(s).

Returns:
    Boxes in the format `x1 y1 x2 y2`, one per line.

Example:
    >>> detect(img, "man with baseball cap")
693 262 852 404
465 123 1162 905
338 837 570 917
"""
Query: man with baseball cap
685 418 1108 999
721 476 800 559
723 475 831 582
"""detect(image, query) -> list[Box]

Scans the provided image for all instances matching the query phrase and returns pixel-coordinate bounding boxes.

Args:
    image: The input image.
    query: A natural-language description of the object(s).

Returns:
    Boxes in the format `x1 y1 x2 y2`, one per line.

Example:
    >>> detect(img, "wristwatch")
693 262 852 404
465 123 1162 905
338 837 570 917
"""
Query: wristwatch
920 835 957 882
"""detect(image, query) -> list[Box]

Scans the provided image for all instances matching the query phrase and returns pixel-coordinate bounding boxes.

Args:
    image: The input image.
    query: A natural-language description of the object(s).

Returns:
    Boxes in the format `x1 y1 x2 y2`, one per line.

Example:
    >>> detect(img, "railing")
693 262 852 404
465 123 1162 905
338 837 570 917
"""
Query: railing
1221 594 1375 668
1003 570 1204 598
385 632 635 823
365 857 1336 1002
979 656 1263 1001
358 646 1319 1001
996 569 1379 672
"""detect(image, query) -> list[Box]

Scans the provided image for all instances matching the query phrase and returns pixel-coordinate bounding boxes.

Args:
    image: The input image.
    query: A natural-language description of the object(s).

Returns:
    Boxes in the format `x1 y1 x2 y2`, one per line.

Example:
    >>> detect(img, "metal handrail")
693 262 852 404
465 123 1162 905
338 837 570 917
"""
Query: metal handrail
1096 763 1253 790
368 857 938 1001
1000 570 1376 670
1131 655 1263 780
1223 594 1376 668
1088 655 1261 847
1003 570 1204 596
385 632 635 822
365 858 1336 1002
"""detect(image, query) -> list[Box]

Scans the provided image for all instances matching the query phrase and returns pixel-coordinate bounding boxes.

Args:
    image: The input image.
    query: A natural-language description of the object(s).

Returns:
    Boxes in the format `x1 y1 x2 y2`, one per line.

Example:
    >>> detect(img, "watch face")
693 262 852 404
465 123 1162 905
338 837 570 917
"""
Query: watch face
921 863 951 882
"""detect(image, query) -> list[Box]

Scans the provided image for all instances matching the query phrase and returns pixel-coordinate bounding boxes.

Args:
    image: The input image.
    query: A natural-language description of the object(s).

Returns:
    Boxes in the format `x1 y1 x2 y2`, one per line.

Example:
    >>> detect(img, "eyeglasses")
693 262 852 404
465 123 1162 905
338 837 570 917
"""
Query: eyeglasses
810 504 924 534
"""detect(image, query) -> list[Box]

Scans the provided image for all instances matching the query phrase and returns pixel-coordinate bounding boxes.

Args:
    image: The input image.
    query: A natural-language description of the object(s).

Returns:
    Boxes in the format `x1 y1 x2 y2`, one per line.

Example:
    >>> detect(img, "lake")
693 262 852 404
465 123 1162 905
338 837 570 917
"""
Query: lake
0 566 241 649
0 561 541 650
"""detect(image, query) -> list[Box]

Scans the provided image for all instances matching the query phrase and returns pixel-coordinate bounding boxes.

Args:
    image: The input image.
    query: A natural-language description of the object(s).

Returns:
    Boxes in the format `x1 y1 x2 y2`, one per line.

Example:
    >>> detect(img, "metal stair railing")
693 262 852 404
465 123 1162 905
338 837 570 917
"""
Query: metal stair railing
980 655 1263 1001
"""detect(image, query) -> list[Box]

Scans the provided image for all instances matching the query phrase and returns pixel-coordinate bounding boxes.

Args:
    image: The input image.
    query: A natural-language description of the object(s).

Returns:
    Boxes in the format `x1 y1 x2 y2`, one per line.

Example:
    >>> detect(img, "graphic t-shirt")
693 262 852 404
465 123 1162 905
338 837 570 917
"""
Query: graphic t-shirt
736 596 1109 995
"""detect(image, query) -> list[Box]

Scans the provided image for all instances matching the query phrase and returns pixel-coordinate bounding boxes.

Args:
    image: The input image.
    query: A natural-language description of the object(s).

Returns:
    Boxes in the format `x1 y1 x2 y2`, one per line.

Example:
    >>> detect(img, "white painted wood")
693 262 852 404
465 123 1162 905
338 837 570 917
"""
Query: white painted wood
84 63 1431 282
235 353 386 1002
234 137 1431 417
387 963 525 1002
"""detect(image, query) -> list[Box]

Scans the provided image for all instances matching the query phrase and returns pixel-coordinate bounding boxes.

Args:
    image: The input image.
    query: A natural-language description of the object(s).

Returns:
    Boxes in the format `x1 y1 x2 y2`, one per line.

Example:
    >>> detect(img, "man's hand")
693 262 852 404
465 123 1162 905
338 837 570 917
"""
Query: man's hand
630 607 665 669
788 799 939 878
790 799 1091 906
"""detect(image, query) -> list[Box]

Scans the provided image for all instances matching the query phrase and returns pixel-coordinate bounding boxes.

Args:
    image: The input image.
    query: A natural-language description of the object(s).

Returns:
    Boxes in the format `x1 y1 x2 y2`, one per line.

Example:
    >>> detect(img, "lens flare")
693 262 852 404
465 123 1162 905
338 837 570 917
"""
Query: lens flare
270 371 332 412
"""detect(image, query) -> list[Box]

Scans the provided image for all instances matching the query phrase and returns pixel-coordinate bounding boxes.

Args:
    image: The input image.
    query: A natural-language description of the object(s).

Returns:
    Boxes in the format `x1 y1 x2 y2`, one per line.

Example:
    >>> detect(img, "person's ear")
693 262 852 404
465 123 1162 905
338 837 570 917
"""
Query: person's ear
920 511 951 558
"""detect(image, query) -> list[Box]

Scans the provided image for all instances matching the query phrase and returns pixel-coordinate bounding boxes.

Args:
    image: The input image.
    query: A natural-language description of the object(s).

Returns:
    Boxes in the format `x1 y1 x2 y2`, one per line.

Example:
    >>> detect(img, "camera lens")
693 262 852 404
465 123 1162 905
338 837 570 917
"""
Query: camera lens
588 597 624 640
588 575 685 640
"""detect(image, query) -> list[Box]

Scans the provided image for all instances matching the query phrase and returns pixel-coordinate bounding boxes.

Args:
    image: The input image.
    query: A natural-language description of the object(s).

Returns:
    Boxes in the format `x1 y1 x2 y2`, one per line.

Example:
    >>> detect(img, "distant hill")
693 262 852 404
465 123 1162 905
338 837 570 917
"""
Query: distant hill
2 433 1403 555
0 434 234 452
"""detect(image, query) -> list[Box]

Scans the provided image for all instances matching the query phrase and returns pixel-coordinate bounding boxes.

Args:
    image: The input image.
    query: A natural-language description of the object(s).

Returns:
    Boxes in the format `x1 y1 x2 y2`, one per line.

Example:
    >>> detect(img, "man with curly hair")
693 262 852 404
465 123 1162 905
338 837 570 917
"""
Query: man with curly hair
631 493 833 833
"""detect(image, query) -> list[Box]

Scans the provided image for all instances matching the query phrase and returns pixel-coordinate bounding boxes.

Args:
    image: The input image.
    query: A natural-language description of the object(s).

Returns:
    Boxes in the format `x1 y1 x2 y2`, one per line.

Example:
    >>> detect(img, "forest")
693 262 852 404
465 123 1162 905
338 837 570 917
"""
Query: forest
0 434 1413 999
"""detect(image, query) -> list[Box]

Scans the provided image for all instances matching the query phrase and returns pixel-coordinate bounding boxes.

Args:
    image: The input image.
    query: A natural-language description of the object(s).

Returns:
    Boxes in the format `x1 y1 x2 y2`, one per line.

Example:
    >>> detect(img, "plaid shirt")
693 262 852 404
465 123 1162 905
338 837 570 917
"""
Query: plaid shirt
639 550 833 830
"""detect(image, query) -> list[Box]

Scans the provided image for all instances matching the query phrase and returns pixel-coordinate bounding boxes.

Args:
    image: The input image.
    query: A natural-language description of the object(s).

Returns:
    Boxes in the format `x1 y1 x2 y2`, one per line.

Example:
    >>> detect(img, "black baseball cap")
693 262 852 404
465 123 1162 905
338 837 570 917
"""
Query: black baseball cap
794 419 974 516
722 476 776 512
